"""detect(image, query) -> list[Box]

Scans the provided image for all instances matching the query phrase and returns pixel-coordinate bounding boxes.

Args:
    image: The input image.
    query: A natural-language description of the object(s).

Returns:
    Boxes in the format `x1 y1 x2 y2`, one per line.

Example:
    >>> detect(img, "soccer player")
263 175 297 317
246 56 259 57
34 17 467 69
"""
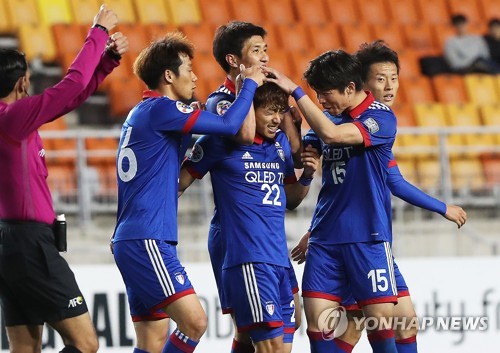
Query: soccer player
206 21 303 353
111 32 266 353
291 41 467 353
265 50 401 353
0 5 125 353
179 82 319 353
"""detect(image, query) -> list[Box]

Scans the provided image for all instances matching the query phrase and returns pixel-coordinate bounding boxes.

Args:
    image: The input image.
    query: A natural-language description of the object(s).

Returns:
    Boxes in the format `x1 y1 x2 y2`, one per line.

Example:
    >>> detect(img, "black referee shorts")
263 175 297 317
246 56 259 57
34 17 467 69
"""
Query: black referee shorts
0 220 88 326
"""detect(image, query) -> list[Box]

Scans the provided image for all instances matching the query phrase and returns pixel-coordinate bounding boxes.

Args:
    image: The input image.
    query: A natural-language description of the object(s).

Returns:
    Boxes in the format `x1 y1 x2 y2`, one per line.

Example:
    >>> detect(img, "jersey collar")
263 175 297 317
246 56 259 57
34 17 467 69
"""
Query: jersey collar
254 133 264 145
142 90 163 99
346 91 374 119
224 77 236 95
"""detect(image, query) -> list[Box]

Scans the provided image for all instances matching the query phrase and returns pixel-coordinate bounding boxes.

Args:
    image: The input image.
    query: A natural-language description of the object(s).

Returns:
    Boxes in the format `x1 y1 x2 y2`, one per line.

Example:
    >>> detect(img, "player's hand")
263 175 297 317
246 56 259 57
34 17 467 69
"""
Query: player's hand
93 4 118 32
444 205 467 228
301 145 320 178
240 64 266 87
291 231 311 264
106 32 128 57
263 67 298 95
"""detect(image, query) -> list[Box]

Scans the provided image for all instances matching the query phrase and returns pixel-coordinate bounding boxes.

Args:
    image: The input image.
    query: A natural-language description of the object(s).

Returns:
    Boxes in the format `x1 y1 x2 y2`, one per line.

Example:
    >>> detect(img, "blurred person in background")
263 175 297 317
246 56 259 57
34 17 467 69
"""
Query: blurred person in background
0 5 126 353
484 18 500 65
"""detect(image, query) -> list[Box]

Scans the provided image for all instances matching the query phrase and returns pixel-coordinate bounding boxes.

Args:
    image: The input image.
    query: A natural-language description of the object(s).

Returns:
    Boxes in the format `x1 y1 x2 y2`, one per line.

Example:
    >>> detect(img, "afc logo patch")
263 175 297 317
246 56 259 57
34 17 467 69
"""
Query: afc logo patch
363 117 379 134
265 301 275 316
189 143 204 163
176 101 194 114
174 272 185 285
216 100 232 115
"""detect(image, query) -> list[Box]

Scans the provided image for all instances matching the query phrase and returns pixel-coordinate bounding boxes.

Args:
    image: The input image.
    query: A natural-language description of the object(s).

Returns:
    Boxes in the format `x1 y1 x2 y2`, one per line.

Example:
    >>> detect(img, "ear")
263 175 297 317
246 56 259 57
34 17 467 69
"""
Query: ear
346 82 356 95
164 70 174 84
15 76 26 94
226 54 239 69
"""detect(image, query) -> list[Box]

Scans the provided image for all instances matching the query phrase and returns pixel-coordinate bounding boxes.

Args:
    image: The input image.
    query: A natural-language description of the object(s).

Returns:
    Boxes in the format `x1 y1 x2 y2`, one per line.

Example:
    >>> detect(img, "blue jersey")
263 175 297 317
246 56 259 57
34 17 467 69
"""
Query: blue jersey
113 80 258 243
304 93 396 245
184 131 296 269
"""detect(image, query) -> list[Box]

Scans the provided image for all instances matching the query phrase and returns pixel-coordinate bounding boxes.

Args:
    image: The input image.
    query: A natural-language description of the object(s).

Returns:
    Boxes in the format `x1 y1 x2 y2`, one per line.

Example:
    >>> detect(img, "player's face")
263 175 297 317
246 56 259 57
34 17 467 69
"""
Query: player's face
238 35 269 68
171 53 197 101
255 106 284 139
364 62 399 107
315 88 351 116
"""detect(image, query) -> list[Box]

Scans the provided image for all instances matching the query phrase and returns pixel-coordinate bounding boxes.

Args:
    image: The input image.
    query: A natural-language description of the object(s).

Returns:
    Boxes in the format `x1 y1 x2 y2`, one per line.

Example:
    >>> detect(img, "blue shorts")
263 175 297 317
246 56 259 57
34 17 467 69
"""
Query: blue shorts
302 241 398 307
287 260 299 295
207 224 232 313
341 259 410 310
113 239 195 321
223 263 293 342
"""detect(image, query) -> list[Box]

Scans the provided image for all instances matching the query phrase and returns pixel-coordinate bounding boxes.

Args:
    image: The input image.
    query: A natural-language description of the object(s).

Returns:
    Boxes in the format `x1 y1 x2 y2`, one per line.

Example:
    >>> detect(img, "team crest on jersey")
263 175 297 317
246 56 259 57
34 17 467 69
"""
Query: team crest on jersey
363 117 379 134
176 101 194 114
174 272 185 285
265 301 275 316
189 143 204 162
216 100 232 115
274 141 285 161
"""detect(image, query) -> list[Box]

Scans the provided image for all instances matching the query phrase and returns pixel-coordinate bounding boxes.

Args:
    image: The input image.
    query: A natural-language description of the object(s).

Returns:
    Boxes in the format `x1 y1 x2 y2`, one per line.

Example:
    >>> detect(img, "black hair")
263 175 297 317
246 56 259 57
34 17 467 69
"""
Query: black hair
488 18 500 28
451 14 468 26
355 40 400 82
0 49 28 98
253 82 288 112
213 21 266 73
303 50 363 93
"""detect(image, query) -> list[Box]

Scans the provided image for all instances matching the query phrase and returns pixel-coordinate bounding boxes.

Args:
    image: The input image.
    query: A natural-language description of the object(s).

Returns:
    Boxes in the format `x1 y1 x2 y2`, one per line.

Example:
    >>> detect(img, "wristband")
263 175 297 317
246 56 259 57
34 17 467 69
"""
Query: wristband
299 176 313 186
92 24 109 34
291 86 306 101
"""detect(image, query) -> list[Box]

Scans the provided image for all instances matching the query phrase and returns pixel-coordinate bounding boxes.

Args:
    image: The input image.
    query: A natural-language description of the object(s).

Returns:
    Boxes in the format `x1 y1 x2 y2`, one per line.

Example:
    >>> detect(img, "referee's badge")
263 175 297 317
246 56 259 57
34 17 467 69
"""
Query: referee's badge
265 301 275 315
174 273 185 285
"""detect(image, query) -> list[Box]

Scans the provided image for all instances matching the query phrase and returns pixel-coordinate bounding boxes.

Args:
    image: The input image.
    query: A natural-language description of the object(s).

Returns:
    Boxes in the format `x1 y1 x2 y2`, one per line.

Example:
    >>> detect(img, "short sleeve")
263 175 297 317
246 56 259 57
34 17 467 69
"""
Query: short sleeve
352 110 397 148
206 93 234 116
150 99 201 133
183 136 220 179
303 129 322 153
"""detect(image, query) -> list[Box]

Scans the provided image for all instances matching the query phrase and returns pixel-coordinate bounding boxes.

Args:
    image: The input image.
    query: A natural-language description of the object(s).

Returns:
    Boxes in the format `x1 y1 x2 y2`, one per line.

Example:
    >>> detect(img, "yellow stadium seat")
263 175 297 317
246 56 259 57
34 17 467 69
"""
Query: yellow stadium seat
394 158 419 185
5 0 39 27
412 103 446 155
292 0 329 25
0 1 12 33
133 0 171 24
464 74 499 105
37 0 73 25
431 75 467 104
417 158 441 191
165 0 202 25
479 103 500 145
68 0 99 24
105 0 136 23
392 102 416 150
450 157 485 191
18 24 57 62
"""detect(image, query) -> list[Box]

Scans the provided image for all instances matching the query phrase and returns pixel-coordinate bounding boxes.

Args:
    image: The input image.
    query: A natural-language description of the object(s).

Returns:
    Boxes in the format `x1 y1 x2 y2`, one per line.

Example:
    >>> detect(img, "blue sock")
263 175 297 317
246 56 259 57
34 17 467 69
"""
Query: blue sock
396 336 417 353
368 329 398 353
162 329 198 353
133 349 149 353
307 330 343 353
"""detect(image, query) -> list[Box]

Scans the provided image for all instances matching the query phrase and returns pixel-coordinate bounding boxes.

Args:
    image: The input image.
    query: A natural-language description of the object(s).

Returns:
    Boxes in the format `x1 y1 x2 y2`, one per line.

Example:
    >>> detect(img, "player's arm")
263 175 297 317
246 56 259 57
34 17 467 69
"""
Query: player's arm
285 145 319 210
280 107 304 168
388 164 467 228
178 166 196 197
231 71 256 145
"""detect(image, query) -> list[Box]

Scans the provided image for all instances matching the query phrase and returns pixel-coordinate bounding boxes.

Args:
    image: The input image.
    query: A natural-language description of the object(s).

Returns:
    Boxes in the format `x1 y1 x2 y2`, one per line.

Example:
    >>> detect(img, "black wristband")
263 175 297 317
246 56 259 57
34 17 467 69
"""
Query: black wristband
92 24 109 34
105 48 122 61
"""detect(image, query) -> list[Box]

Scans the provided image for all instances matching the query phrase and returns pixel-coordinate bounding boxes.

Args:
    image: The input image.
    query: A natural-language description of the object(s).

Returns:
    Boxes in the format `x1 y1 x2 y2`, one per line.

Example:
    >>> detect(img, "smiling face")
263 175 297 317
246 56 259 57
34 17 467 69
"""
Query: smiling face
255 106 284 139
364 62 399 107
170 53 197 101
237 35 269 68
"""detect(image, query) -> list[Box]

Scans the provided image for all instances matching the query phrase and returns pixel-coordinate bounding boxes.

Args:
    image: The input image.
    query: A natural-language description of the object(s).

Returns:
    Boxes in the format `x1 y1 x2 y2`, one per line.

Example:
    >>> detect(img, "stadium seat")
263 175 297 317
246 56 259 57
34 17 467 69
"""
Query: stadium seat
51 137 77 164
432 24 457 54
0 1 12 33
166 0 202 25
52 23 86 70
37 0 73 25
479 103 500 145
226 0 263 24
68 0 100 24
266 49 293 76
108 77 145 118
5 0 39 27
262 24 281 50
413 103 447 151
397 49 422 79
417 158 441 191
179 23 215 54
371 23 406 53
385 0 420 25
324 0 359 25
307 23 343 55
478 0 500 19
191 52 225 82
447 0 482 25
450 157 486 191
261 0 296 25
403 23 439 56
464 74 499 105
392 102 416 127
85 137 119 166
338 23 374 53
105 0 136 23
198 0 233 25
354 0 389 25
114 24 149 58
394 158 419 185
481 156 500 188
18 24 57 62
95 164 118 200
39 116 68 131
292 0 329 25
290 51 313 78
133 0 171 24
431 75 467 104
47 165 78 202
275 24 310 53
144 23 178 40
415 0 449 25
399 76 435 104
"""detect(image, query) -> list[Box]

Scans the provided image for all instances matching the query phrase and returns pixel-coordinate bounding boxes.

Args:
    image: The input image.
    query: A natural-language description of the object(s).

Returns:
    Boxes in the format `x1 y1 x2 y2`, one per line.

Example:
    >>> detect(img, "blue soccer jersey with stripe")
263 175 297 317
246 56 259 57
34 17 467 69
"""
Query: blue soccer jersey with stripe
184 131 296 269
304 92 396 245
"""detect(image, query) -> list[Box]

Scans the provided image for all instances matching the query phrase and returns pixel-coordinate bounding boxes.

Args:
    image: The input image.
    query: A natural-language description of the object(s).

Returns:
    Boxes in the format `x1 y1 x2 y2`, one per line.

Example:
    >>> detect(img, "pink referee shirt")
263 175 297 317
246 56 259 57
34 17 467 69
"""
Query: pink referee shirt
0 27 119 224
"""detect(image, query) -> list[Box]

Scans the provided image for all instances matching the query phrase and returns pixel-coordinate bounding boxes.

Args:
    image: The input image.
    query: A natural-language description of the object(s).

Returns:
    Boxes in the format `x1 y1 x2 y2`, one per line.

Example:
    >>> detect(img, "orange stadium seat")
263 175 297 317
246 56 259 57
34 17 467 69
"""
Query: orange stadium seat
0 1 12 33
432 24 457 54
85 137 119 166
447 0 482 25
431 75 467 104
415 0 449 25
292 0 329 25
108 77 145 118
275 24 310 53
482 156 500 188
179 23 215 54
192 52 225 82
266 49 293 76
165 0 202 25
385 0 420 25
290 51 313 78
18 24 57 62
392 102 415 149
478 0 500 19
37 0 73 25
261 0 296 25
371 23 406 53
52 23 86 70
5 0 39 27
51 136 77 164
338 23 374 53
227 0 264 24
307 23 343 54
114 24 149 58
262 24 281 49
403 23 439 56
47 165 77 201
395 49 421 79
450 157 485 191
68 0 99 24
400 76 435 104
354 0 389 25
95 164 118 199
198 0 233 25
464 74 499 105
105 0 136 23
325 0 359 25
133 0 171 24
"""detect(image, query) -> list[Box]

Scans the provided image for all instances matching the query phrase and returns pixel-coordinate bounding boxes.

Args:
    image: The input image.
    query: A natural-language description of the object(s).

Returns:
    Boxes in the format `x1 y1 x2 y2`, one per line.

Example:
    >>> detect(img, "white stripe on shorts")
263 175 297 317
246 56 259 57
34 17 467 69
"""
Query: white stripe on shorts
384 242 397 296
242 263 263 323
144 239 175 297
